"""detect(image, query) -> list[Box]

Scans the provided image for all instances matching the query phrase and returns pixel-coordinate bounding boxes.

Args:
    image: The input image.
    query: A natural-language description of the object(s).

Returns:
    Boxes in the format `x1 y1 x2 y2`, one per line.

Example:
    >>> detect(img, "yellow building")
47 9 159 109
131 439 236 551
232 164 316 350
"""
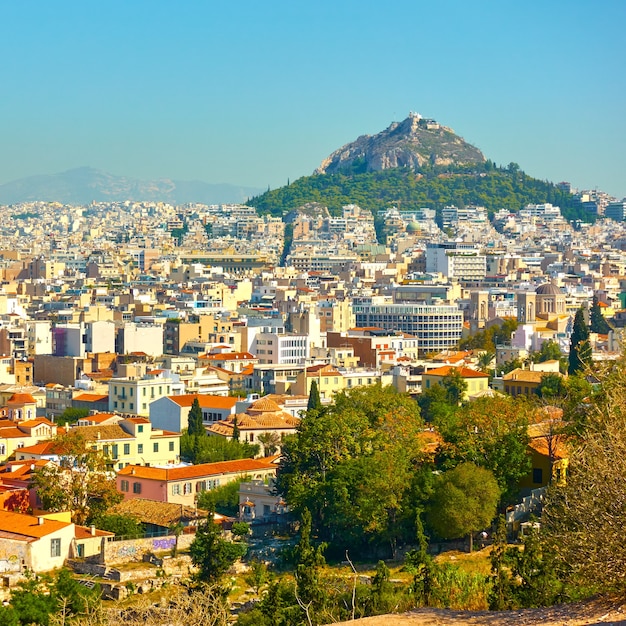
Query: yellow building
421 366 489 401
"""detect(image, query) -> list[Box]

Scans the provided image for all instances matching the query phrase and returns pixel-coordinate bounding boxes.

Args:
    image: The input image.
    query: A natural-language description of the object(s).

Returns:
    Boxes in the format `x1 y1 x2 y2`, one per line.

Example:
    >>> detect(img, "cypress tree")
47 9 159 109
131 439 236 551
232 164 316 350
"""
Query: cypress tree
590 295 611 334
568 309 592 375
307 380 322 412
187 398 204 437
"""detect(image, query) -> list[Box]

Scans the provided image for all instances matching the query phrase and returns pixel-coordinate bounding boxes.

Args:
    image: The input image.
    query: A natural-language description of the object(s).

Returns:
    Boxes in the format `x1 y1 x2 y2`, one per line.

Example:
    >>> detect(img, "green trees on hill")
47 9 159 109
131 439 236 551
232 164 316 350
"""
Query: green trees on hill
248 166 583 222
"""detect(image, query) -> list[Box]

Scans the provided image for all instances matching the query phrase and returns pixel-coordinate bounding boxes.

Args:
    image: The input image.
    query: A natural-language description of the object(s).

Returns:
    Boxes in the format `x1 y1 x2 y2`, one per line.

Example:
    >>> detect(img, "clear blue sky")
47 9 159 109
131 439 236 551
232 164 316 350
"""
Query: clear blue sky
1 0 624 197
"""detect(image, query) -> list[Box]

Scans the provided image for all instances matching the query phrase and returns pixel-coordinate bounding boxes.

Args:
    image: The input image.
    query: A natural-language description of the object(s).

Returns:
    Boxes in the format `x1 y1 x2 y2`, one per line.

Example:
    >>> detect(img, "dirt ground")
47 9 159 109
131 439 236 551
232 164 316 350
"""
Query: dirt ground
333 598 626 625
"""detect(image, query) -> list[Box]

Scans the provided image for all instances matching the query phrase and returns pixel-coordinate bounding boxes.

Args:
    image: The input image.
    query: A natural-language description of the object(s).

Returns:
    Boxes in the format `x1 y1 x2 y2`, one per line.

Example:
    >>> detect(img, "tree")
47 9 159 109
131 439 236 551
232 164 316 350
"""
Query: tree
537 372 566 399
488 516 515 610
55 407 90 427
277 384 424 555
427 463 500 551
257 431 281 456
441 369 468 405
31 431 122 525
197 477 250 517
568 308 592 375
190 514 247 583
435 395 532 505
232 417 241 442
477 351 495 374
93 513 144 538
542 354 626 592
307 380 322 412
188 398 205 437
589 294 611 334
181 431 259 464
244 558 269 596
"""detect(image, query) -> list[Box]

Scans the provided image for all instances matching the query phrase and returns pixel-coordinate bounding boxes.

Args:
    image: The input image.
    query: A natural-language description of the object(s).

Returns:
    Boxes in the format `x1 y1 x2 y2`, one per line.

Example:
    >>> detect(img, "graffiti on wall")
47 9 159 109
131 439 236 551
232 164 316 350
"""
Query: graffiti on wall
153 538 176 551
116 544 137 558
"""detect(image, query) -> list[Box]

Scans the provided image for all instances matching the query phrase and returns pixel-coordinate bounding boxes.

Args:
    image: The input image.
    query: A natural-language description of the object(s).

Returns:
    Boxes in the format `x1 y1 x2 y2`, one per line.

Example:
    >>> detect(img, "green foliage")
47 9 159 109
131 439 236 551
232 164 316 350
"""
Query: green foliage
30 430 122 525
459 318 519 352
538 373 566 399
306 379 322 412
190 515 247 583
55 407 90 427
488 515 515 610
187 397 204 437
277 384 424 556
92 513 144 539
6 569 100 626
293 509 327 608
440 369 468 404
247 166 583 222
181 431 259 464
243 558 269 596
589 294 611 334
197 477 249 516
231 521 251 538
427 463 500 547
568 309 592 375
434 395 531 505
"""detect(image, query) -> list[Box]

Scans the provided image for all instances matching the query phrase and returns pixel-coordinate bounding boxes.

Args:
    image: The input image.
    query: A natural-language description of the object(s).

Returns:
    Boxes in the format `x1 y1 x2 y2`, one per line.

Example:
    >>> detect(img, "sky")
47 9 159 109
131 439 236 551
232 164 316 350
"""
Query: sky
1 0 624 198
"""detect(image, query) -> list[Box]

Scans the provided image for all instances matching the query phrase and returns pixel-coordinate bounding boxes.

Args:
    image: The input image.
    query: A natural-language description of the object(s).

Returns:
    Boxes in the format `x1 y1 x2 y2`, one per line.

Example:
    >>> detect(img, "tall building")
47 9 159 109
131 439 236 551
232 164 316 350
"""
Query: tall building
351 298 463 355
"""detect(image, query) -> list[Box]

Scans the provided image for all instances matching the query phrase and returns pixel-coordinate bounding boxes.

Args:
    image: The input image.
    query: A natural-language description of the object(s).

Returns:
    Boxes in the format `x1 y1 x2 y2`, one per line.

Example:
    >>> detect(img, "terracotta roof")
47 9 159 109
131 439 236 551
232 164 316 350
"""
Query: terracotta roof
75 525 114 539
7 393 36 404
17 418 54 428
424 366 488 379
0 510 71 539
110 499 208 527
208 409 300 435
117 458 276 481
167 394 238 409
73 424 133 441
503 369 562 384
247 398 281 413
15 441 62 456
73 393 109 402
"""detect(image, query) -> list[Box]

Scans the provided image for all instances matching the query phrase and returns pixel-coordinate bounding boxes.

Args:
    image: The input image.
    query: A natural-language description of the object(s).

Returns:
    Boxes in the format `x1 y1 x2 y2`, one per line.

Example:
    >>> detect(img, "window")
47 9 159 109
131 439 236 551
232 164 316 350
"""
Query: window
172 484 181 495
183 482 192 495
533 468 543 484
133 482 142 494
51 538 61 558
112 445 118 459
169 441 175 452
153 442 159 453
138 425 144 433
123 444 130 455
138 444 143 454
121 480 129 492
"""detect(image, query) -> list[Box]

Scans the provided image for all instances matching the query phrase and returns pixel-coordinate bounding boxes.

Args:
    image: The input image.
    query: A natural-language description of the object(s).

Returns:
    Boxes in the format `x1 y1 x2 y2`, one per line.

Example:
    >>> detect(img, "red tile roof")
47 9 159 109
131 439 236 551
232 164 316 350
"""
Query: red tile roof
117 458 276 481
167 394 238 409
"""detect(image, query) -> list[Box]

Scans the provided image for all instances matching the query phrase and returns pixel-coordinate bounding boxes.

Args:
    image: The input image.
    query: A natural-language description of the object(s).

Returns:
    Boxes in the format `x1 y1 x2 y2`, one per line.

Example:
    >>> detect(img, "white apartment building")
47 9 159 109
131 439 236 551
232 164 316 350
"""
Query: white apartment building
108 370 183 416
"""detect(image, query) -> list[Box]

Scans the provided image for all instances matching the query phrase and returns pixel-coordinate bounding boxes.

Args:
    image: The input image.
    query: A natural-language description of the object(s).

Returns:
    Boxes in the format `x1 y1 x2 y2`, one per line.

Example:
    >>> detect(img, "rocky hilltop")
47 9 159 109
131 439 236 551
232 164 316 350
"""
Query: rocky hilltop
316 113 486 175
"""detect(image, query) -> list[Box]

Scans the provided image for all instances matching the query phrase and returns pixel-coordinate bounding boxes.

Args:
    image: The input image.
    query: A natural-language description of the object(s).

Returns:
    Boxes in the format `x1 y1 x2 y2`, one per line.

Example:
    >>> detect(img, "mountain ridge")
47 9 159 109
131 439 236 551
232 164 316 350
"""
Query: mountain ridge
0 167 262 205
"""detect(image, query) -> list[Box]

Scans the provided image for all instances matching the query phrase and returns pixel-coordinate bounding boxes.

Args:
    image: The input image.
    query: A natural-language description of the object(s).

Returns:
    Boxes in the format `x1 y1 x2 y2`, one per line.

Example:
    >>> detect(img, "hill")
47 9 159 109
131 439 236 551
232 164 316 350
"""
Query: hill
316 112 486 175
248 165 584 221
249 113 589 222
0 167 262 206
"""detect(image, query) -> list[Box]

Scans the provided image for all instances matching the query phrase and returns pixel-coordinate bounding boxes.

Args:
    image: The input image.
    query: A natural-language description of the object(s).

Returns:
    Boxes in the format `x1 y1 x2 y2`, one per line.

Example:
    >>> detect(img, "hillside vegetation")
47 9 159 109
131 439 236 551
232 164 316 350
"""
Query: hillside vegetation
248 164 587 222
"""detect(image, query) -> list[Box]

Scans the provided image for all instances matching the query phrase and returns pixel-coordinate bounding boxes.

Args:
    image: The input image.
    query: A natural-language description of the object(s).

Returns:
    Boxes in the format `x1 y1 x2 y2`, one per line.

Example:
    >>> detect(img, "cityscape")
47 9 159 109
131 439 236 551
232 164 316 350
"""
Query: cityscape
1 1 625 625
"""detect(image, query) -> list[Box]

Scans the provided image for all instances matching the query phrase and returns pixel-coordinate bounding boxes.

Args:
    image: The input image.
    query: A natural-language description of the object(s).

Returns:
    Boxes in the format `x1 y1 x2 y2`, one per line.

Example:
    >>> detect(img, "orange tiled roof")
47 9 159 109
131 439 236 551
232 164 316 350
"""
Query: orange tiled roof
117 458 276 481
7 393 36 404
74 525 114 539
0 510 71 539
167 394 238 409
424 366 488 379
73 393 108 402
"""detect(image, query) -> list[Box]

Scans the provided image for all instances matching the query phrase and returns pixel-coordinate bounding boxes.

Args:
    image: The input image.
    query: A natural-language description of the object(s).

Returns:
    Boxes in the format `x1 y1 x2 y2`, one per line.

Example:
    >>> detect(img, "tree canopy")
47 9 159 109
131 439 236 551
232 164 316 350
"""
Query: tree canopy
31 431 122 525
568 308 592 375
277 384 425 556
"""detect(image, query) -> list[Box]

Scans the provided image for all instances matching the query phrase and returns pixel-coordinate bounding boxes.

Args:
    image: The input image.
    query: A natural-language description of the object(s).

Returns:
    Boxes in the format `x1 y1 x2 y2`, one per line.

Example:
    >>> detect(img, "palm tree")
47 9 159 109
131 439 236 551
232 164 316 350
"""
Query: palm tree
477 351 496 373
257 431 281 456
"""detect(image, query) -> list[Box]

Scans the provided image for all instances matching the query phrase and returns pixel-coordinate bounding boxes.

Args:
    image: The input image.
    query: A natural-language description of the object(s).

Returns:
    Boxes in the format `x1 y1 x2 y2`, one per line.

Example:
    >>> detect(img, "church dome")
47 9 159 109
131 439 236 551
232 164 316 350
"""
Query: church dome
536 282 561 296
406 221 421 234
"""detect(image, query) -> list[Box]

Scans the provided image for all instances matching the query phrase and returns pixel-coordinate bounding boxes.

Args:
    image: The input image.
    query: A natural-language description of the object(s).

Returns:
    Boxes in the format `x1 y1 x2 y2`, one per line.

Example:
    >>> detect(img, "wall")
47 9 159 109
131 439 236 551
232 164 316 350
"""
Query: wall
0 539 27 573
104 533 195 564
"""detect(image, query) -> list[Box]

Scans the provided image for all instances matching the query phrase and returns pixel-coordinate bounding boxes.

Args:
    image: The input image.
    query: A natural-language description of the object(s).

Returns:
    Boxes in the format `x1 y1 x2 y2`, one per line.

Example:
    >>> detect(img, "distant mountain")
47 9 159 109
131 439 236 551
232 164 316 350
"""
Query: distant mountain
316 113 486 175
0 167 262 205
